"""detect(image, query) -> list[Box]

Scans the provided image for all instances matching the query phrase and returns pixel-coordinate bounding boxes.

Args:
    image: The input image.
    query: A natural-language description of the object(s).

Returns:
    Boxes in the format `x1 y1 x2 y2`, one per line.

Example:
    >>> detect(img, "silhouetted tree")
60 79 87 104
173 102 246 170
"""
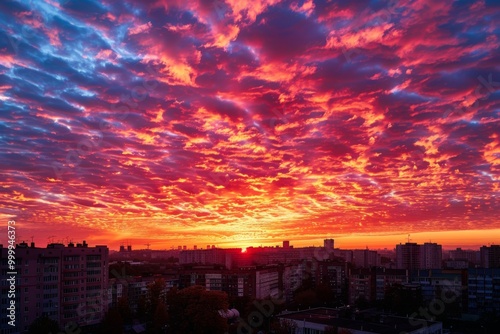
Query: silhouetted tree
294 289 318 308
354 296 370 310
137 294 147 320
151 300 168 333
28 315 60 334
147 278 167 317
271 318 297 334
316 283 335 306
338 329 354 334
324 326 336 334
241 295 284 332
383 284 423 316
167 285 229 334
100 307 124 334
116 296 133 324
295 276 315 293
229 295 251 316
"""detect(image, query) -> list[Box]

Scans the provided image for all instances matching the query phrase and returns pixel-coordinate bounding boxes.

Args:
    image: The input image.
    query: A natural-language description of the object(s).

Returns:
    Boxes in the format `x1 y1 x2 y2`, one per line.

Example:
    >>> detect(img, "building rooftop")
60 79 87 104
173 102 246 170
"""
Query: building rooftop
278 308 441 334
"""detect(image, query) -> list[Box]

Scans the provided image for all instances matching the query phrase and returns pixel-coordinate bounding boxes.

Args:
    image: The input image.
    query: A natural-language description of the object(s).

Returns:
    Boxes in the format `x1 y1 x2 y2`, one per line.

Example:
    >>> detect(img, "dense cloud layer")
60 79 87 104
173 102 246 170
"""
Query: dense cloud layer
1 0 499 248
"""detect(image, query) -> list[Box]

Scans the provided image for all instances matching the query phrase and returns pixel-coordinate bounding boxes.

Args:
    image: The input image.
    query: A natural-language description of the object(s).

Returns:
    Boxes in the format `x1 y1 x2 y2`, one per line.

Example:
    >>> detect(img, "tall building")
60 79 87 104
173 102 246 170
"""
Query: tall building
107 279 124 310
333 249 353 263
467 268 500 315
396 243 420 270
349 268 409 304
410 269 464 307
420 243 442 269
283 263 304 303
178 247 241 269
178 264 280 300
352 249 381 268
126 278 148 313
396 242 442 270
316 259 347 301
324 239 334 249
449 248 480 265
480 245 500 268
374 268 408 301
349 268 373 304
255 267 280 299
0 242 109 334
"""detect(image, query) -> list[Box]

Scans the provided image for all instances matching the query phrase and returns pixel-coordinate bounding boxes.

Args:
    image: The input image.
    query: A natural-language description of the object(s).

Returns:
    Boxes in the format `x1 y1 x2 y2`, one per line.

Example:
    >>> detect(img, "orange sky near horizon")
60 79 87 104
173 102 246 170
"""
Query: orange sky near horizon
1 0 499 251
4 219 498 251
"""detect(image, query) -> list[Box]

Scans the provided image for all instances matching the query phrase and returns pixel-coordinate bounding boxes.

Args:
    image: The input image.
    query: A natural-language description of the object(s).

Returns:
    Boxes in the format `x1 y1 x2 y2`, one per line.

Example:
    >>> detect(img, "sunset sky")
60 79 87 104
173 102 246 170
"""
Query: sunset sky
1 0 499 251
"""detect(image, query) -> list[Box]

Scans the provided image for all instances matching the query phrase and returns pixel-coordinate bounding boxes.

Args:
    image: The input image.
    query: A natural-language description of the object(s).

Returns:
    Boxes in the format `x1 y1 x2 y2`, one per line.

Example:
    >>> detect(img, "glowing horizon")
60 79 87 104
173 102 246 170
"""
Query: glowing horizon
8 228 500 252
1 0 499 250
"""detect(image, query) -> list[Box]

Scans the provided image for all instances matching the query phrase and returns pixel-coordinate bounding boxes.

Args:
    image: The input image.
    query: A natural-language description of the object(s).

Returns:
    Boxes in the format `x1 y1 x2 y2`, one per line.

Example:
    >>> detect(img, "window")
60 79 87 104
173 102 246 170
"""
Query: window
63 272 79 278
64 264 80 269
43 258 59 264
87 277 101 283
63 296 79 302
63 279 79 286
63 312 75 319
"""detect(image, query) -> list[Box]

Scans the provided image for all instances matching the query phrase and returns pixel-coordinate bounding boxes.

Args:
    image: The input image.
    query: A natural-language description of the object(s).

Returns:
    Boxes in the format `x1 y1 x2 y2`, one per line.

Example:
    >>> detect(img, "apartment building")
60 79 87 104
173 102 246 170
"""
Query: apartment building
0 242 108 333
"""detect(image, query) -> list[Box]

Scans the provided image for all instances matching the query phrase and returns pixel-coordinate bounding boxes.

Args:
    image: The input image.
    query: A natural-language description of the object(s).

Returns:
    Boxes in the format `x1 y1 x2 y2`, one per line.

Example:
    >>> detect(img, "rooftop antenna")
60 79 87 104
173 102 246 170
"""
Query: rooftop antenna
30 236 35 243
407 234 411 243
145 243 150 250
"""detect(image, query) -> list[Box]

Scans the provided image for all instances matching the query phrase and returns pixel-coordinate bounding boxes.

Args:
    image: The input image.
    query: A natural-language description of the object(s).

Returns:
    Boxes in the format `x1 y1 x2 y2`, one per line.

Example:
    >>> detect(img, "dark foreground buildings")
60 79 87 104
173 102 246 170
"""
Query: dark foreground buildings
1 242 108 334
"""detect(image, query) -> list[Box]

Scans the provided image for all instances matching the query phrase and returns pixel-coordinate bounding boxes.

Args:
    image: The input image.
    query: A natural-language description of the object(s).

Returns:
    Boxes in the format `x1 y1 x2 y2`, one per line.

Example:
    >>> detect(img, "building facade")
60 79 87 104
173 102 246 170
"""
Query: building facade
480 245 500 268
0 242 108 334
420 243 442 269
396 242 442 270
467 268 500 315
396 243 421 270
